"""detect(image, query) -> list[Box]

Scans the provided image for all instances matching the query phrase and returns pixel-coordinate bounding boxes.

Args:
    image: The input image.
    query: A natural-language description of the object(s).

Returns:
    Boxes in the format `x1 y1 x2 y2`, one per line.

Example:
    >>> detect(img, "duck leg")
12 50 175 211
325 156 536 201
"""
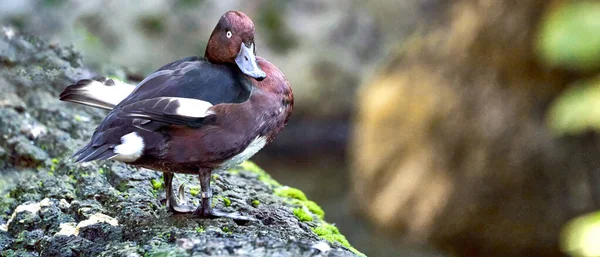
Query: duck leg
164 172 195 213
193 168 256 221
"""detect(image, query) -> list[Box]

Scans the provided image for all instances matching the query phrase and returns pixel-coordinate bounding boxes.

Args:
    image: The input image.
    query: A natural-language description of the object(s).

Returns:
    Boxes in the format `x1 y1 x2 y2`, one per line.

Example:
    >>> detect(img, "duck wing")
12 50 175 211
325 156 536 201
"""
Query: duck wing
117 97 214 128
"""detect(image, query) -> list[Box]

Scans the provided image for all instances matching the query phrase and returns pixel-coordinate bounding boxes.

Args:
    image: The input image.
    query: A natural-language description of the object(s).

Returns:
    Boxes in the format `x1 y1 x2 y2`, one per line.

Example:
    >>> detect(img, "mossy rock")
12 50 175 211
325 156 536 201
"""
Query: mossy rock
0 32 363 256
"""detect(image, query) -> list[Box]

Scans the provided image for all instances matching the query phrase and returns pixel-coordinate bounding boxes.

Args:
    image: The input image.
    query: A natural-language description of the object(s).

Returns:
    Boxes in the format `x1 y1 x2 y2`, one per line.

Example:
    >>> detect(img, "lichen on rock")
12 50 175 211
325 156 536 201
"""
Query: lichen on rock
0 32 361 256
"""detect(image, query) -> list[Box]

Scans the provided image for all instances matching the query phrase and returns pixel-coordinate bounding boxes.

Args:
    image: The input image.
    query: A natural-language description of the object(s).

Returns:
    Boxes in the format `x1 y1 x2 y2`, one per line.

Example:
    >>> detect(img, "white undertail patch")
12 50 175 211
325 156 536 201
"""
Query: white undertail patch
113 132 145 162
219 136 267 169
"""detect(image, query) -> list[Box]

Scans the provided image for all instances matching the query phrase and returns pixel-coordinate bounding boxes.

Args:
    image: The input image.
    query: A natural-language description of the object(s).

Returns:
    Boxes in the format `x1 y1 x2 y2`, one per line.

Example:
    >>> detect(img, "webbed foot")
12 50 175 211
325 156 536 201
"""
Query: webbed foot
193 206 257 221
164 173 196 213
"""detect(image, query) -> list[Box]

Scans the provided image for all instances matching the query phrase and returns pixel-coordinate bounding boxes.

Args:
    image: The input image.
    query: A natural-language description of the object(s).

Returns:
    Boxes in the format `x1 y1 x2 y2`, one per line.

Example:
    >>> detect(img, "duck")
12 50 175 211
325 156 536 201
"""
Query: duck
59 11 293 221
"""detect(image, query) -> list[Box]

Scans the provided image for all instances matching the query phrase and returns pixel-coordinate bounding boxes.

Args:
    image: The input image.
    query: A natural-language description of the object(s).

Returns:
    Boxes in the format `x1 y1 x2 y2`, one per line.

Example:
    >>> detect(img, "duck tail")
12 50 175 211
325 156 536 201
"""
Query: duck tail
72 143 116 163
59 77 135 110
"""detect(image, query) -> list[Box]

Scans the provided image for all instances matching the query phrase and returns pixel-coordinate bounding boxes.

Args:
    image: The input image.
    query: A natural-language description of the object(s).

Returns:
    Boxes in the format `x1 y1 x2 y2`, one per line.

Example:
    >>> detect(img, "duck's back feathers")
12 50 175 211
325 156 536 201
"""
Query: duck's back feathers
123 56 252 105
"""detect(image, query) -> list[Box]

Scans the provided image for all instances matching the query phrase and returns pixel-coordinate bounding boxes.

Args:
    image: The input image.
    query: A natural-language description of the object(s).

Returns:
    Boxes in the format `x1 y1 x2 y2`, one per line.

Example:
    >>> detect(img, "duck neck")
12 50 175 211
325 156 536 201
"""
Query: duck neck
204 38 232 64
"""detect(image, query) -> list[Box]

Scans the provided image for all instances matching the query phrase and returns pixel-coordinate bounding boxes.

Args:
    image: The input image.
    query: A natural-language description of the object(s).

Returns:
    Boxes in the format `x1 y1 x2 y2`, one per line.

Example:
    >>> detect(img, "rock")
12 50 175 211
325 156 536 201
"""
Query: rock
8 136 49 167
0 231 12 251
352 1 600 257
6 202 43 235
0 146 6 168
0 32 363 256
76 213 122 242
38 235 98 257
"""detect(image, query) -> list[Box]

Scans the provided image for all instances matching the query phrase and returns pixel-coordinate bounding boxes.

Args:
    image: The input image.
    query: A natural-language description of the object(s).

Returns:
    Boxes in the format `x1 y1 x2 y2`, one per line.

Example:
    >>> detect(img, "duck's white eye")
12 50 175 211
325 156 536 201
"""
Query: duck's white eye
226 31 232 38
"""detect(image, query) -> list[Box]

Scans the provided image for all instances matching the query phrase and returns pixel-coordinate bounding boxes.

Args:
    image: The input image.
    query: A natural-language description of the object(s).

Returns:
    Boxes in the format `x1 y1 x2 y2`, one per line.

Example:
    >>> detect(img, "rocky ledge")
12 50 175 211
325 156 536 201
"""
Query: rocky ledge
0 29 362 256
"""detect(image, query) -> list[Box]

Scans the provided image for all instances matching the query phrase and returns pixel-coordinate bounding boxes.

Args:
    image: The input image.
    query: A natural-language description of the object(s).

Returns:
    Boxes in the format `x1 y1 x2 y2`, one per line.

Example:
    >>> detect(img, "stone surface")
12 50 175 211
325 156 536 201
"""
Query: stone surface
0 31 361 256
352 1 600 257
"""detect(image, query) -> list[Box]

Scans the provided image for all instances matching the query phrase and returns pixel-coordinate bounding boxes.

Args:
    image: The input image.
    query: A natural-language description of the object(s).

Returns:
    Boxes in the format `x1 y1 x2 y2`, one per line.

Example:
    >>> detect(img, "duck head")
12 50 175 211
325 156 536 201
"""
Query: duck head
205 11 266 81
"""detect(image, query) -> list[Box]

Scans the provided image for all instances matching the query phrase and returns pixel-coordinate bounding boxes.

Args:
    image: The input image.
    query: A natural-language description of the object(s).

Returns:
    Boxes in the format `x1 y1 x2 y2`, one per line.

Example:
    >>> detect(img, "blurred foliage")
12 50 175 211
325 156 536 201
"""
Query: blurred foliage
174 0 205 8
257 0 297 54
537 1 600 71
41 0 66 8
73 23 105 56
137 15 167 37
561 211 600 257
5 15 25 30
548 77 600 135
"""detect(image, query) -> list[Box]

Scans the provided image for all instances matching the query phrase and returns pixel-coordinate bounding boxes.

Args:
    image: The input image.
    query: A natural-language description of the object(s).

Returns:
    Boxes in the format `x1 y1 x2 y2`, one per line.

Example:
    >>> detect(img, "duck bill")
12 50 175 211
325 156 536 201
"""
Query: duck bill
235 43 266 81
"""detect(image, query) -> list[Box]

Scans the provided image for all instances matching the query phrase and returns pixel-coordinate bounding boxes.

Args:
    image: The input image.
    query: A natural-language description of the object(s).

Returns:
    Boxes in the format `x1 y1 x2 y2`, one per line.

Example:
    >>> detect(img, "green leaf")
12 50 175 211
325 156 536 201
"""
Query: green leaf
537 2 600 71
548 77 600 135
561 211 600 257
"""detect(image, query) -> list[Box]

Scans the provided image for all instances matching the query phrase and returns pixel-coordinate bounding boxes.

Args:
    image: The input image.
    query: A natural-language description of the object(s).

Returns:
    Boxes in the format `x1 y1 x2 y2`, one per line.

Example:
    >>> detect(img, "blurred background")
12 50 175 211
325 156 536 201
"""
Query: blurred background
2 0 600 256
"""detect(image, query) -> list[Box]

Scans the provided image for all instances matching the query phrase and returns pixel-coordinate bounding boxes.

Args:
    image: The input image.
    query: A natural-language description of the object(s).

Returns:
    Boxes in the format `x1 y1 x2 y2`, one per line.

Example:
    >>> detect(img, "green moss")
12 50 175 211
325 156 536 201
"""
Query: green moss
222 226 230 233
274 181 326 220
304 200 325 220
251 199 260 207
196 226 204 233
228 161 281 187
222 197 231 207
238 161 264 173
293 207 313 222
98 168 105 175
313 223 364 256
275 187 307 201
150 178 163 191
117 180 129 192
286 199 325 219
189 186 200 197
50 161 58 168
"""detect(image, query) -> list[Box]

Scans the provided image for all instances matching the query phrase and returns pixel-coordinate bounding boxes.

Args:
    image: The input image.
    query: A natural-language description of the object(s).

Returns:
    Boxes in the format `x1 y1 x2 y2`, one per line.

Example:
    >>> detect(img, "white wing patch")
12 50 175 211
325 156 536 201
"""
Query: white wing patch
172 98 214 118
112 132 145 162
83 80 135 107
